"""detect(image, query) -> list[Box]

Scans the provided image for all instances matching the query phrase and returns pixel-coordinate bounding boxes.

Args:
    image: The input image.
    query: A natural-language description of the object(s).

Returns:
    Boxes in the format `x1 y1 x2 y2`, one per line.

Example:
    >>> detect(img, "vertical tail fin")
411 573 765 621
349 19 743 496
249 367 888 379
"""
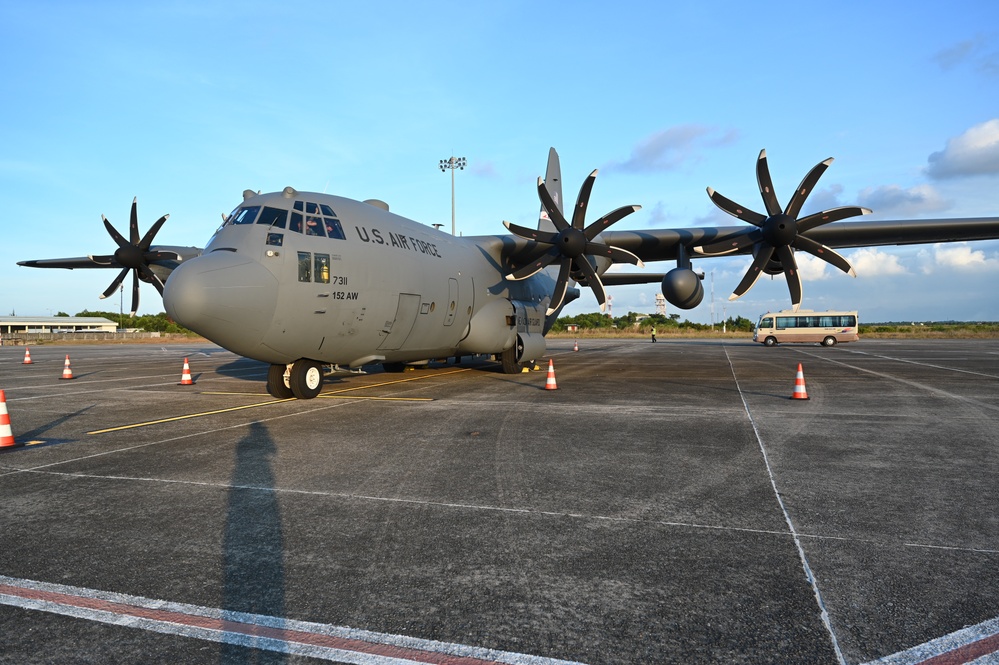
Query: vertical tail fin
538 147 563 233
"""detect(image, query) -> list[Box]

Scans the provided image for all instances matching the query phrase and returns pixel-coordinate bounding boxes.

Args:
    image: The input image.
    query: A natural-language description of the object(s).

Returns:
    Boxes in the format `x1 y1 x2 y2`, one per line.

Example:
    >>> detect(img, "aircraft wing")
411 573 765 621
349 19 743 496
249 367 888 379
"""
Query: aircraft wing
597 217 999 264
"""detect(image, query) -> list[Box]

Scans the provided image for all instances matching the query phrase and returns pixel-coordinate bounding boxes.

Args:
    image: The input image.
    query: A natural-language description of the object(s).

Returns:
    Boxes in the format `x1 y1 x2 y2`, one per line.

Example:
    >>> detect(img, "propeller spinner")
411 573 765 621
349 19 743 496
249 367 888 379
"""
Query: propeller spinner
504 170 642 315
698 150 870 311
91 197 174 315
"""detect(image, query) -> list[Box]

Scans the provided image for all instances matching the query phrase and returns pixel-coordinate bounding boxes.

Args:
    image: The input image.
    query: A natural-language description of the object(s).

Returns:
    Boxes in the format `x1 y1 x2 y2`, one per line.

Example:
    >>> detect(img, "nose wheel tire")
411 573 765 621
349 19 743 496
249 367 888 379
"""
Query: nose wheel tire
290 359 324 399
267 364 294 399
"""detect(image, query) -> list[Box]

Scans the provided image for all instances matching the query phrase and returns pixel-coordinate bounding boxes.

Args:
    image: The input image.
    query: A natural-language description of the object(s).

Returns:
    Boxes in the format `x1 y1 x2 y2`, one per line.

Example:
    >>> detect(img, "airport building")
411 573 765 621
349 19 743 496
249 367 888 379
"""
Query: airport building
0 316 118 335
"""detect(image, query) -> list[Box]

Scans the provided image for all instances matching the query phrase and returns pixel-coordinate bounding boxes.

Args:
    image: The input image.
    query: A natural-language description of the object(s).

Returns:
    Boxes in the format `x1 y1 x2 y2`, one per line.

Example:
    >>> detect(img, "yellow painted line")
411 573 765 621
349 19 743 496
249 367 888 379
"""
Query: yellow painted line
200 392 432 402
87 368 470 434
87 399 296 435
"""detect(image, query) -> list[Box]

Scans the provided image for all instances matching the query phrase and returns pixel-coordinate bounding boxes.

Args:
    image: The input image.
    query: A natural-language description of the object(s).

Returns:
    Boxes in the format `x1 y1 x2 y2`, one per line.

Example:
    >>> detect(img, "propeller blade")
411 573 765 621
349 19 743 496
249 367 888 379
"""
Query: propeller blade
797 205 872 233
730 246 775 300
506 247 559 281
546 259 573 315
102 216 129 249
537 178 569 232
775 245 802 310
756 149 782 217
695 231 761 256
784 158 833 219
130 270 140 315
129 197 140 245
137 214 169 250
706 188 766 226
584 242 644 267
583 205 641 240
794 236 856 276
99 268 130 299
142 250 183 262
574 258 606 311
503 220 558 244
138 264 166 295
571 170 598 230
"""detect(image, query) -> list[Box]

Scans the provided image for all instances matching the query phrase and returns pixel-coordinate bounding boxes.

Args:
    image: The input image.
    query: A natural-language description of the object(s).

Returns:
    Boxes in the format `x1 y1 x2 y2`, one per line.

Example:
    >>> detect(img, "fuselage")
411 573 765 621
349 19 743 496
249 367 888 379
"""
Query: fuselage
163 188 553 368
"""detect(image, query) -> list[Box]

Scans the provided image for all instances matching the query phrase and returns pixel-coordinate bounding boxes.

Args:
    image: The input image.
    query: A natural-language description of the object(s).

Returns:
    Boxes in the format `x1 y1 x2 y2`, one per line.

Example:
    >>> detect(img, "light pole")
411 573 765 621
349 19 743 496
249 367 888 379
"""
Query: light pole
439 155 466 235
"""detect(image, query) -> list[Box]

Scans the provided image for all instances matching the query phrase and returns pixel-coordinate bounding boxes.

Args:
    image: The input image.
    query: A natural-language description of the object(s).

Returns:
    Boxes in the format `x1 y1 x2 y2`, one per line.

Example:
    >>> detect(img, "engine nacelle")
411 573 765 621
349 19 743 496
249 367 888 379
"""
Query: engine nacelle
661 268 704 309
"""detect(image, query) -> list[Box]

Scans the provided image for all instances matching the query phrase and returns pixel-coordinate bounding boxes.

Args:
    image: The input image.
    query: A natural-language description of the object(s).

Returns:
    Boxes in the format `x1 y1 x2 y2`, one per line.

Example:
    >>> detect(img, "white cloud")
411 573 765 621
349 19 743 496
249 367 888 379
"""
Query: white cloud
847 248 909 277
926 118 999 178
917 242 999 274
605 124 739 173
796 253 830 281
857 184 951 216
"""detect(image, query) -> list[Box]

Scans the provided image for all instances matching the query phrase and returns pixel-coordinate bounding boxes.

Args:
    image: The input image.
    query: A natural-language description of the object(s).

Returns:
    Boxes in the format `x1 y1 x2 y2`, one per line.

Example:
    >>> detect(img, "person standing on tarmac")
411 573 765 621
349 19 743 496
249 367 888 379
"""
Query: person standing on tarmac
651 327 657 343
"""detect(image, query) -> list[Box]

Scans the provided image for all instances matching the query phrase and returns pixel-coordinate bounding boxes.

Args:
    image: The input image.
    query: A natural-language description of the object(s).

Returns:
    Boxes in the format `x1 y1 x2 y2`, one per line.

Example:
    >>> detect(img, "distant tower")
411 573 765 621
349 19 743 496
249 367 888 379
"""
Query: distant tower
655 293 666 316
606 294 613 317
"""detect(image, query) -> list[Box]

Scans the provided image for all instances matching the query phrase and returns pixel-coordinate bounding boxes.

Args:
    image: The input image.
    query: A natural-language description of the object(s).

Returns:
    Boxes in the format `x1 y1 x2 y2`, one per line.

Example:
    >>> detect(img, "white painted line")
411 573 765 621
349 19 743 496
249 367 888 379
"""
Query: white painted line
724 346 847 665
0 575 588 665
859 614 999 664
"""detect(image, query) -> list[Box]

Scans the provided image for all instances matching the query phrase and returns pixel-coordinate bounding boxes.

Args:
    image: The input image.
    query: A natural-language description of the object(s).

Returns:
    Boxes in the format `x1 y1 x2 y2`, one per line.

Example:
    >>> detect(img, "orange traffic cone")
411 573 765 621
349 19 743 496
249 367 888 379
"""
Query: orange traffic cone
22 348 33 364
573 340 579 352
790 363 809 400
179 358 195 385
544 359 558 390
60 355 75 380
0 390 15 448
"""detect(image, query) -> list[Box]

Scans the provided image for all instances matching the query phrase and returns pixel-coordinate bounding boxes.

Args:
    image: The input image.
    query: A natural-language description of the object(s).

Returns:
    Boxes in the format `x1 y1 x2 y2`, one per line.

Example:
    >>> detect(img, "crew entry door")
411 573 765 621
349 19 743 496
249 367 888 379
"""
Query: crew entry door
378 293 421 351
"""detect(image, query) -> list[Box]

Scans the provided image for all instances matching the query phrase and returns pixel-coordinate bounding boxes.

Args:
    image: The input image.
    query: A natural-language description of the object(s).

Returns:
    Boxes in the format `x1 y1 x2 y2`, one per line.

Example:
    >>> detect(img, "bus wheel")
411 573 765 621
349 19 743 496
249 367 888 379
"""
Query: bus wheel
822 336 837 347
764 336 778 347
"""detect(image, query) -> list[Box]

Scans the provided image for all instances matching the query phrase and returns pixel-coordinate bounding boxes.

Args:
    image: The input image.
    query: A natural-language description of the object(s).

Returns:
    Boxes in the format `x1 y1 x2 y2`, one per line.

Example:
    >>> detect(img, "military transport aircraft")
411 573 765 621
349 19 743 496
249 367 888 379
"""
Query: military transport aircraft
19 148 999 399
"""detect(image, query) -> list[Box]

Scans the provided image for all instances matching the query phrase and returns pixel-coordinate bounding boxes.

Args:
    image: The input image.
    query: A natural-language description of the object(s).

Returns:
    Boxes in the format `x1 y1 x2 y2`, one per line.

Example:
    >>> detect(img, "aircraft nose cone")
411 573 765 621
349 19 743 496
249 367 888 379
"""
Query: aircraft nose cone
164 252 278 352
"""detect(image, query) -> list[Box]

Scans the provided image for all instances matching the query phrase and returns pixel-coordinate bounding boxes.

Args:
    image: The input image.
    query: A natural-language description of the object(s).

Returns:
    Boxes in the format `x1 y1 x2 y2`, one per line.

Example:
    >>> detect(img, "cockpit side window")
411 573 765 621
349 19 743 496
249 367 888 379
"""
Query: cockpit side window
319 203 346 240
289 212 303 233
231 206 261 225
256 206 288 229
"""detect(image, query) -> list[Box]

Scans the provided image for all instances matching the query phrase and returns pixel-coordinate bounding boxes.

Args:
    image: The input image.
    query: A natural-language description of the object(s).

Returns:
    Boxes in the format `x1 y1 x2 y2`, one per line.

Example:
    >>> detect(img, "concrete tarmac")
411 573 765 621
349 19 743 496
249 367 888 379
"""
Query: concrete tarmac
1 338 997 664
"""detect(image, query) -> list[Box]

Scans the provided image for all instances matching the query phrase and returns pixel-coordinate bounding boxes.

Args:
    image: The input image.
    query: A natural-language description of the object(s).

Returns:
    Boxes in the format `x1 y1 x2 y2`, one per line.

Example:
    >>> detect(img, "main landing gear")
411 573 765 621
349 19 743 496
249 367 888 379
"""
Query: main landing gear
267 359 324 399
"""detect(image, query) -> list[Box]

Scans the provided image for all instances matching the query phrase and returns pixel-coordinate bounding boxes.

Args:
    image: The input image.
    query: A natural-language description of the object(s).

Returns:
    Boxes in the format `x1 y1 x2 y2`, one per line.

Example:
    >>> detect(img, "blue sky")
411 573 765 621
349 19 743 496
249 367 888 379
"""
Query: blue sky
3 1 998 323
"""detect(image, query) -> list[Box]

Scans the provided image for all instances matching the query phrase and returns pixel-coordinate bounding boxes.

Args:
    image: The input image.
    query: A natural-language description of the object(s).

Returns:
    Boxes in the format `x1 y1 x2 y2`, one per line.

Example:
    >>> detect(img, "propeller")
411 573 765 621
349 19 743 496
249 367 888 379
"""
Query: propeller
91 197 174 315
504 170 642 315
697 149 871 311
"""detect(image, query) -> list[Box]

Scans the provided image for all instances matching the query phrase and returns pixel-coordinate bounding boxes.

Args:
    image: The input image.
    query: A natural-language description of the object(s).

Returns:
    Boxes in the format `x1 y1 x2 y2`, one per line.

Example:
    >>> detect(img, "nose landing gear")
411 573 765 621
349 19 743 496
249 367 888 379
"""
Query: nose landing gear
267 359 324 399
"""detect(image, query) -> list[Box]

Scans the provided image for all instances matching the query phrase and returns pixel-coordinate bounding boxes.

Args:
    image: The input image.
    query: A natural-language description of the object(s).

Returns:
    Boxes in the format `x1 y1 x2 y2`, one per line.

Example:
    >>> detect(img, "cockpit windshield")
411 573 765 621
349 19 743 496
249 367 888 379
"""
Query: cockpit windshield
222 199 345 240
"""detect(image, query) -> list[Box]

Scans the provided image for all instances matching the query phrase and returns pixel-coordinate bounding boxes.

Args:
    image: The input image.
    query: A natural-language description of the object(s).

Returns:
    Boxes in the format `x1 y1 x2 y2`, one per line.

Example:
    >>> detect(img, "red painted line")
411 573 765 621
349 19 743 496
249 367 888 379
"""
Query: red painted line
0 581 562 665
916 632 999 665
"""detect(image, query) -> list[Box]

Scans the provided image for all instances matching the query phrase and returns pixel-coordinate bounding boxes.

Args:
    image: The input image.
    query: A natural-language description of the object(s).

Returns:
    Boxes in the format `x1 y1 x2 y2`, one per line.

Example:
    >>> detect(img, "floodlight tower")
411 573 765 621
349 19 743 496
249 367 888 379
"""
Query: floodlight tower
439 155 466 235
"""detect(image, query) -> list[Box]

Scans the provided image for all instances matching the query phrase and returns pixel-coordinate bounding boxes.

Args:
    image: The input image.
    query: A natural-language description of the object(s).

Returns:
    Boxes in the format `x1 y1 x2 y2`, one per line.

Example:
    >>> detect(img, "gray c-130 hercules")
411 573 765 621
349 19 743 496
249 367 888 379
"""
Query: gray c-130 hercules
19 148 999 399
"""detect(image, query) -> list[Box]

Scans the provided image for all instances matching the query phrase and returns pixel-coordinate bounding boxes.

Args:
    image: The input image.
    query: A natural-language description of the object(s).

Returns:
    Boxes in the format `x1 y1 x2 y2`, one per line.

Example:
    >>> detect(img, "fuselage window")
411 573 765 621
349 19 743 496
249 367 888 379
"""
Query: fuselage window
256 206 288 229
297 251 312 282
294 201 304 211
305 215 327 236
266 233 283 246
314 253 330 283
231 206 261 225
289 212 303 233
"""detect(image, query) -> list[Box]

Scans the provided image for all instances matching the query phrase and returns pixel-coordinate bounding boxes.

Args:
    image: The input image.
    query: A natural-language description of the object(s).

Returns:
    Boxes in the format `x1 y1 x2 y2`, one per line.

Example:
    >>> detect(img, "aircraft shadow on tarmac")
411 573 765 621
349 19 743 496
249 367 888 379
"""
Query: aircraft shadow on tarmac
222 420 287 663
